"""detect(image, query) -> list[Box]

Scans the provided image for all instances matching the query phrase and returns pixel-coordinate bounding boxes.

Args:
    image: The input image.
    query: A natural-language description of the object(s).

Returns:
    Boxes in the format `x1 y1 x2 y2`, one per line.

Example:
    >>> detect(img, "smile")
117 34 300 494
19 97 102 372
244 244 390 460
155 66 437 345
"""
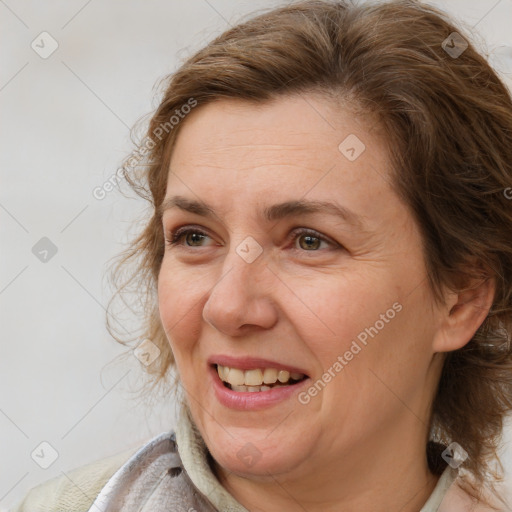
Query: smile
216 364 307 392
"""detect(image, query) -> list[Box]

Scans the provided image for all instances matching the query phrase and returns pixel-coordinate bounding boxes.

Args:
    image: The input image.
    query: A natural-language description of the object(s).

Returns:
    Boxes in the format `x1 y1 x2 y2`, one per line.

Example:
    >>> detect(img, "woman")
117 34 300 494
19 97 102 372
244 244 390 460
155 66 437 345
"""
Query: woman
12 0 512 510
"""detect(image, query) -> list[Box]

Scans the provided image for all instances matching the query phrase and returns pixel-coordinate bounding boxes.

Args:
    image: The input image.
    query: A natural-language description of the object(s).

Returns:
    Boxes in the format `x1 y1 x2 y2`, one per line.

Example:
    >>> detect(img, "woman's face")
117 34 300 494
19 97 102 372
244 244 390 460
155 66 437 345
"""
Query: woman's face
158 94 445 481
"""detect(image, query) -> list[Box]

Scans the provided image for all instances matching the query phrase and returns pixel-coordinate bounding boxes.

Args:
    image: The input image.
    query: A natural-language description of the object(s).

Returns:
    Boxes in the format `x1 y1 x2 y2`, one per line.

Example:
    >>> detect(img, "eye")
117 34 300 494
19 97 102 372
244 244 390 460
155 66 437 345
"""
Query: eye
290 228 336 252
165 227 215 248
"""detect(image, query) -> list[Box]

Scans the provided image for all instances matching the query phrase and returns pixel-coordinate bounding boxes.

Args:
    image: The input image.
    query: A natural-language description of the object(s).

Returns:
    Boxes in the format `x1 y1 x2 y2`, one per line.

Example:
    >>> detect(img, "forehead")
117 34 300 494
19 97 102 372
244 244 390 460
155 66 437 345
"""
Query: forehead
169 95 382 171
165 94 396 226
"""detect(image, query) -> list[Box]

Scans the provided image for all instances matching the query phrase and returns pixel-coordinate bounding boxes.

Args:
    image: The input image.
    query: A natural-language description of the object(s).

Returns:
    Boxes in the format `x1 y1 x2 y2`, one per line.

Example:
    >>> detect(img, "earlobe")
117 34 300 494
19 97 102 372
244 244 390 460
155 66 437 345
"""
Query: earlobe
432 276 496 353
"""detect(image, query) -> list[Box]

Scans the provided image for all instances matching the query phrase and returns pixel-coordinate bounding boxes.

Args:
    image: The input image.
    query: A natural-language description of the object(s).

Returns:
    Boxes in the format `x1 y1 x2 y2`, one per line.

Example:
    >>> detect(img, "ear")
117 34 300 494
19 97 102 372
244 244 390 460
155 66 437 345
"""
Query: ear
432 274 496 353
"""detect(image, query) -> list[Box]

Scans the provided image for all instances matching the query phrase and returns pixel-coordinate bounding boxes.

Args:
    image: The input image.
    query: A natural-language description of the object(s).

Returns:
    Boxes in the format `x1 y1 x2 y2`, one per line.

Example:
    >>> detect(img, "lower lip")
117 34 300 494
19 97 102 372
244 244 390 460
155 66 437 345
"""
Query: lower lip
209 365 310 411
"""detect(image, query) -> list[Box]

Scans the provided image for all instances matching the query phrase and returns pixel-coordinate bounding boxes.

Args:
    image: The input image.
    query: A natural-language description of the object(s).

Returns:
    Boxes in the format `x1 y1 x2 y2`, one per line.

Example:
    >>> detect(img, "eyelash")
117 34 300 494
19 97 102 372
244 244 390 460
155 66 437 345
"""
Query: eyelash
165 226 338 252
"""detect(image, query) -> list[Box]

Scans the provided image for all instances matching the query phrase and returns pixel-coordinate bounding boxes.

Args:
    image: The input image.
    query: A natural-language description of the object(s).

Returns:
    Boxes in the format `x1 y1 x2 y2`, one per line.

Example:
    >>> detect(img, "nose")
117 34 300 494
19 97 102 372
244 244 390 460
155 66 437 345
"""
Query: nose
202 244 278 336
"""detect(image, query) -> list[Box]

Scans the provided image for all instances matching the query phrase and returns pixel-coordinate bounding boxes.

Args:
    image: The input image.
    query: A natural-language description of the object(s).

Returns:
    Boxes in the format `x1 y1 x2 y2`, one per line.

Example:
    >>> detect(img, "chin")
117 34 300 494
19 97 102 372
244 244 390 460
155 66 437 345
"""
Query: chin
206 425 308 479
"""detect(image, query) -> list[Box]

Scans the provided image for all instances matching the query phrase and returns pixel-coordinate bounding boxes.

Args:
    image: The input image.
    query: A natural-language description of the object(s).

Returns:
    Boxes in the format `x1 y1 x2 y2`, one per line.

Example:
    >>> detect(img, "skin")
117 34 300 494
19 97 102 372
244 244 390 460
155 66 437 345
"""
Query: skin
157 94 495 512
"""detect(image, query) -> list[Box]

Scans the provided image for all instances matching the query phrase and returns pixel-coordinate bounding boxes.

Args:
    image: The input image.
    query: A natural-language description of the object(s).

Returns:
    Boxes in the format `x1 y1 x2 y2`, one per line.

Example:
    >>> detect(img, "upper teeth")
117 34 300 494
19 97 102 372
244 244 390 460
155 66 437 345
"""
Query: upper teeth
217 365 304 387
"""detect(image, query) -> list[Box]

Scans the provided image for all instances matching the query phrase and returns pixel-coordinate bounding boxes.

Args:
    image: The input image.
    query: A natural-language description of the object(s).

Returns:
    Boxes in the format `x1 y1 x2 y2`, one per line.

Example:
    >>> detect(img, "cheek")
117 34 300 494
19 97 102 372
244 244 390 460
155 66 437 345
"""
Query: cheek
328 284 437 417
295 272 425 419
157 263 205 350
157 269 209 398
292 272 400 358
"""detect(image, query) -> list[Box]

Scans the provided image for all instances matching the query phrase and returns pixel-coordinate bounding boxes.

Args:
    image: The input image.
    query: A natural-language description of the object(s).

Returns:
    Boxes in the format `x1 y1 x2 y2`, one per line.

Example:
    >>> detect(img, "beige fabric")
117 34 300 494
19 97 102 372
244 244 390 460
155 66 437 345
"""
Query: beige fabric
438 473 509 512
175 404 249 512
9 445 140 512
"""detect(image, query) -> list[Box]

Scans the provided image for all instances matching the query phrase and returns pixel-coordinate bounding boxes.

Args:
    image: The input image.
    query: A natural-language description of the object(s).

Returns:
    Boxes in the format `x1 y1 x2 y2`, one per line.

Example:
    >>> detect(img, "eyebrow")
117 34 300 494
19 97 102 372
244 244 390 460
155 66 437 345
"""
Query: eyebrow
159 195 366 229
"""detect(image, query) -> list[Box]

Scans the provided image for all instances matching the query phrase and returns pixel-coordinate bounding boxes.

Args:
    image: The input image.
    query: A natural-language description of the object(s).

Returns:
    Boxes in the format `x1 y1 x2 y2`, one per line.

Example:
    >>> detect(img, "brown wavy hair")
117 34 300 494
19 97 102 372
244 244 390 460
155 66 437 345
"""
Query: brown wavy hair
106 0 512 507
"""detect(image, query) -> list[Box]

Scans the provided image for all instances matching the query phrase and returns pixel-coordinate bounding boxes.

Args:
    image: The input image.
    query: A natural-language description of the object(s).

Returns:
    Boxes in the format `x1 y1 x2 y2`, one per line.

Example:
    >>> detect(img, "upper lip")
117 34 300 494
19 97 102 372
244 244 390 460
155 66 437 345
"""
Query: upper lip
208 355 309 377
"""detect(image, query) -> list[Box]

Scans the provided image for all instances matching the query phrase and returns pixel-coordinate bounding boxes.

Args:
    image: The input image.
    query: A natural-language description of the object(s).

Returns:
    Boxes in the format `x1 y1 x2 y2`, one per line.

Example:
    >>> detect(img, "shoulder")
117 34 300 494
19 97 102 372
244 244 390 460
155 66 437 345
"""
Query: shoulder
10 444 141 512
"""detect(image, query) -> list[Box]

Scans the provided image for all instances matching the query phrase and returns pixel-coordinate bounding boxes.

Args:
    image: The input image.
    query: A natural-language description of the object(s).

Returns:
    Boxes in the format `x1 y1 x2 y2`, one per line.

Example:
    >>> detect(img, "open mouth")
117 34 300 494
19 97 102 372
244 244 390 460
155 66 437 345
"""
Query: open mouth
214 364 308 392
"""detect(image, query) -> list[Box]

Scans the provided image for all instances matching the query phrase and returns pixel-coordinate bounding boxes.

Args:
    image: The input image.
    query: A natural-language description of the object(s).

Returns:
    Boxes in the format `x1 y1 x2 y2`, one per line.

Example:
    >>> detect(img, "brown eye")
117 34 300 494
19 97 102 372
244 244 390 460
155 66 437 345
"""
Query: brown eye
291 228 335 252
297 234 321 250
184 232 207 246
165 227 213 248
